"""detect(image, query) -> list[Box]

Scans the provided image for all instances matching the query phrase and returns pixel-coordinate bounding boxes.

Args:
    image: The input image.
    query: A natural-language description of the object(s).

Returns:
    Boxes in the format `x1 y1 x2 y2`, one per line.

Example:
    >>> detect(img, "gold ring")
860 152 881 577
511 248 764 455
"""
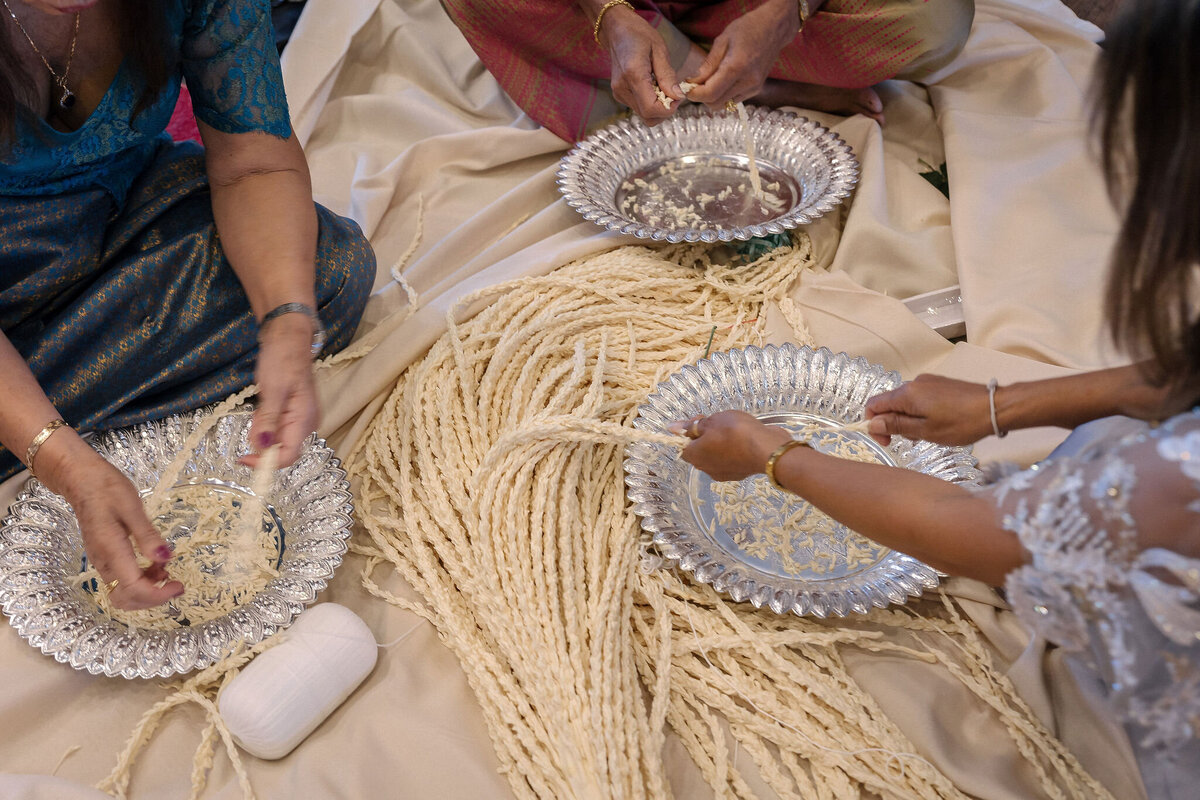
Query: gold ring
725 100 737 112
105 578 120 592
687 418 702 439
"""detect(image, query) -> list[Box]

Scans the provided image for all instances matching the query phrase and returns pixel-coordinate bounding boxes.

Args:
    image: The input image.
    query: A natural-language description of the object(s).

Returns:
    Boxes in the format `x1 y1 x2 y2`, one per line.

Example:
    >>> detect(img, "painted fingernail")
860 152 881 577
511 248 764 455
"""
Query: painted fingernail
257 431 275 448
156 546 173 561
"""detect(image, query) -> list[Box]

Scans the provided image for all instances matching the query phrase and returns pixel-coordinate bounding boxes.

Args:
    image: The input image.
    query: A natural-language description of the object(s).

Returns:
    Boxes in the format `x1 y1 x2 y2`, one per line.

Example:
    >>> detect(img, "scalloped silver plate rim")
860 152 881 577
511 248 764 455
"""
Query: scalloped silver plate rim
623 343 980 618
556 105 860 243
0 410 354 679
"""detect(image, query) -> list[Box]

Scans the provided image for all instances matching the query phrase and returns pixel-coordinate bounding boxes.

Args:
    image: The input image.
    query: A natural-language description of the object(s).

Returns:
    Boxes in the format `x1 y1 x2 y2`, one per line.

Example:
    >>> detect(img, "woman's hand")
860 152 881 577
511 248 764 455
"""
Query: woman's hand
38 434 183 610
597 4 682 125
247 312 319 468
865 374 993 447
682 0 799 107
199 126 321 467
670 409 792 481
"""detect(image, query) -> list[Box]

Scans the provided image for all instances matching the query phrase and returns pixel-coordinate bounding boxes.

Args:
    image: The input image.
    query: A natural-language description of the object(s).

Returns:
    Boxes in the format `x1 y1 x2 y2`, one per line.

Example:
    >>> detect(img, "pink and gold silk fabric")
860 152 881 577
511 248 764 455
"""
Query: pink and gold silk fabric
441 0 974 141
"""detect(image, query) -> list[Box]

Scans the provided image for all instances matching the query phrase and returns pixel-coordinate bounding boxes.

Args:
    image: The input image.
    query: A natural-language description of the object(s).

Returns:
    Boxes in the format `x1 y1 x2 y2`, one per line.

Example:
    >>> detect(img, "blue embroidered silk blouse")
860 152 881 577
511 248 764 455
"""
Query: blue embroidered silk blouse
0 0 291 205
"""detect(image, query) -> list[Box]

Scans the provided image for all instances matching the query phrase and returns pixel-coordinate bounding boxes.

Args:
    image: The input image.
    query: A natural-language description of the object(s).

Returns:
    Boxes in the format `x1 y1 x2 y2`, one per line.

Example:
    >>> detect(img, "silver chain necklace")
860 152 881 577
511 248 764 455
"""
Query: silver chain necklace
1 0 80 109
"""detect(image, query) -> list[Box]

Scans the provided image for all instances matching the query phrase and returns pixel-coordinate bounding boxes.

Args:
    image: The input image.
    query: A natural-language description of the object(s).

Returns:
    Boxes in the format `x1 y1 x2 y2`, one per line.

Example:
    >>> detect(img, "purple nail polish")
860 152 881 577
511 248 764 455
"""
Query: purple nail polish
257 431 275 448
156 546 173 561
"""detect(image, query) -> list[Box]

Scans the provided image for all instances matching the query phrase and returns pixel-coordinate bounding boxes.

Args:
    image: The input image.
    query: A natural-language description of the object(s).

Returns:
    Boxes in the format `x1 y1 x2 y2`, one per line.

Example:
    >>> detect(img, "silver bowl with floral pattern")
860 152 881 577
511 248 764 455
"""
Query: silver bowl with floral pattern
625 344 980 618
0 409 352 678
557 104 858 243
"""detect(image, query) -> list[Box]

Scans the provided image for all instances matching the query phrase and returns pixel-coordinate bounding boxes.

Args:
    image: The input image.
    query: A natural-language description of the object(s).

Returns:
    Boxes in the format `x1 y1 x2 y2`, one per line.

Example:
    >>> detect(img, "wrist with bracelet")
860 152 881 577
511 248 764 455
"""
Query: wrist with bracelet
987 378 1008 438
593 0 635 45
25 418 70 480
764 437 808 491
258 302 326 360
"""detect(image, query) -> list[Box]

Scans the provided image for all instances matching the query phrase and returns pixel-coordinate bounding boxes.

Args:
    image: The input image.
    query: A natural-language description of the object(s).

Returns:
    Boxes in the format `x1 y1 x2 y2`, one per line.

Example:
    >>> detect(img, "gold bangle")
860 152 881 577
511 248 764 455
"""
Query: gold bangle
764 438 807 492
593 0 635 45
798 0 810 30
25 418 69 479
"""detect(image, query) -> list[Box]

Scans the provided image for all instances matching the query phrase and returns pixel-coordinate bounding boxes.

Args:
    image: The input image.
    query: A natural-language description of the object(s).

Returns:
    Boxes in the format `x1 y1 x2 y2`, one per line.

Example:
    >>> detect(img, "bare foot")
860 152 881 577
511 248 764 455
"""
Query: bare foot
750 79 884 124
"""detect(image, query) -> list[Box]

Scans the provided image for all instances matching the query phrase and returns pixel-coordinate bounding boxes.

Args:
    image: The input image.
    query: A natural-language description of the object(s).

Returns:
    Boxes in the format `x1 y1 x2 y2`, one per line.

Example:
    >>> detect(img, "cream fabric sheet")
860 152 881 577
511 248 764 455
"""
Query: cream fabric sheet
0 0 1148 797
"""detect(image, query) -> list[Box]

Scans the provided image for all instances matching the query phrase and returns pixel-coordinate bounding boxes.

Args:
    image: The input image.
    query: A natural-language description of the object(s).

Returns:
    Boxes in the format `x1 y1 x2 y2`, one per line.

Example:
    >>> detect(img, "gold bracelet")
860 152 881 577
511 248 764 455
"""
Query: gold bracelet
764 438 807 492
593 0 635 45
25 418 69 479
798 0 810 31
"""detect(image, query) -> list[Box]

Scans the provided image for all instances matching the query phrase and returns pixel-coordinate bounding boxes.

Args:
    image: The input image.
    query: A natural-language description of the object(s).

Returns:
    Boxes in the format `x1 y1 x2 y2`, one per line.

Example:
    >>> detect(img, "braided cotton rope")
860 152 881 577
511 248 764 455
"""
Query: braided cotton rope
96 637 279 800
347 238 1112 799
93 206 429 800
93 403 295 798
91 386 276 800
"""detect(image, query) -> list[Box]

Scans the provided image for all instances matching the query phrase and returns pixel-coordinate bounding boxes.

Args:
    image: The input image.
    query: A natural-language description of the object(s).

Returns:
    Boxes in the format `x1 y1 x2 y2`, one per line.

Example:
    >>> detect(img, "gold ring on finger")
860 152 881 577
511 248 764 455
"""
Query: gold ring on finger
105 578 120 592
687 419 702 439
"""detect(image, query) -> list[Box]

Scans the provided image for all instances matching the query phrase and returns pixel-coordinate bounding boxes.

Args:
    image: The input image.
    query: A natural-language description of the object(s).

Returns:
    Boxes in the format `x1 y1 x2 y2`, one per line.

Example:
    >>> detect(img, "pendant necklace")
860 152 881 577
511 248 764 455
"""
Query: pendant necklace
1 0 80 110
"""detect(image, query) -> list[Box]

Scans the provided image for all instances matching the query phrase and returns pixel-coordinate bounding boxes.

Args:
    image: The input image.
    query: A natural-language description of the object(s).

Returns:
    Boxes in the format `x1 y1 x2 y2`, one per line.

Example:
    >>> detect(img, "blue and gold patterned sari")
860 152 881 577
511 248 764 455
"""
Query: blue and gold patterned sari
0 0 374 478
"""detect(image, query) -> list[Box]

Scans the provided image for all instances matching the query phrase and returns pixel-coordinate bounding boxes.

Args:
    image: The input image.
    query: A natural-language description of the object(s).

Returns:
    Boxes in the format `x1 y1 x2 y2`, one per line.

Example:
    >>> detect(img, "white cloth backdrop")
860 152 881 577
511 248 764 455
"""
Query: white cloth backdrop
0 0 1148 797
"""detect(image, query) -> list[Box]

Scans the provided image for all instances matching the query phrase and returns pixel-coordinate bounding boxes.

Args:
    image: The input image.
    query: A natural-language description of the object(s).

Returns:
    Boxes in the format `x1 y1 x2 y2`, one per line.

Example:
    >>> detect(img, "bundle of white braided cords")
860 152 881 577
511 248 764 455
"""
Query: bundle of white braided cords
344 238 1109 800
93 229 1107 799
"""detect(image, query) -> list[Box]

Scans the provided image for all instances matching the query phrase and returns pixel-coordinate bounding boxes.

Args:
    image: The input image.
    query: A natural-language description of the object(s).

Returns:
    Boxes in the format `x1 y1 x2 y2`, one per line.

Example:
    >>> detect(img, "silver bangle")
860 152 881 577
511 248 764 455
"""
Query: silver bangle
987 378 1007 438
259 302 327 360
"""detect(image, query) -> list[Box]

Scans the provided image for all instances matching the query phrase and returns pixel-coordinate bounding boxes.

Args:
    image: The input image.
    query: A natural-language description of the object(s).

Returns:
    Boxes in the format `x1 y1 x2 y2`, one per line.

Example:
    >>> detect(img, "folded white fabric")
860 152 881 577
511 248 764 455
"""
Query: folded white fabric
218 602 378 759
0 775 112 800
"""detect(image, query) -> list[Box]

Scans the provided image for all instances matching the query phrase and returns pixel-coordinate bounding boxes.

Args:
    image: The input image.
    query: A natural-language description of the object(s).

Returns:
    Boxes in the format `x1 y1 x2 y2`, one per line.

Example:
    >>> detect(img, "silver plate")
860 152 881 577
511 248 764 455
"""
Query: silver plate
625 345 980 618
0 410 353 678
557 104 858 243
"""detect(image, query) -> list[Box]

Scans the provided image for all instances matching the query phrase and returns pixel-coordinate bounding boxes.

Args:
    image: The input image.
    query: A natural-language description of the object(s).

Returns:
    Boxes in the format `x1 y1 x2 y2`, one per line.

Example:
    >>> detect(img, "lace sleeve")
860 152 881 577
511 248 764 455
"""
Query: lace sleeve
180 0 292 138
985 411 1200 760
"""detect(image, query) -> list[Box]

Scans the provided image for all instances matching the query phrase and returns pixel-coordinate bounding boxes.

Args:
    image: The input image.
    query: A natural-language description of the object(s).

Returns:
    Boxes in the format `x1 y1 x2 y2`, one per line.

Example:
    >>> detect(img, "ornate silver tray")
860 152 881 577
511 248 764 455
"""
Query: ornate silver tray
625 345 980 618
557 104 858 243
0 410 353 678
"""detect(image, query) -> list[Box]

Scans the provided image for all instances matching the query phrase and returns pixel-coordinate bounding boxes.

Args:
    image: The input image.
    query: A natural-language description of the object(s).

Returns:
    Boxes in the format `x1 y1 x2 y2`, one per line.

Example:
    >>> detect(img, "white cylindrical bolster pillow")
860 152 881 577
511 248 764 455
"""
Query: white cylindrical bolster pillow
217 602 378 759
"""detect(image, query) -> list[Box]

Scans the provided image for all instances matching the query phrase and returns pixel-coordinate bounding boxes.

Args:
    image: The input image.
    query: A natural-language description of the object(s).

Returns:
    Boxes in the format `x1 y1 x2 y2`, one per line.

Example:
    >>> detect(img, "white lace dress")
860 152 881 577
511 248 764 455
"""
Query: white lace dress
984 412 1200 798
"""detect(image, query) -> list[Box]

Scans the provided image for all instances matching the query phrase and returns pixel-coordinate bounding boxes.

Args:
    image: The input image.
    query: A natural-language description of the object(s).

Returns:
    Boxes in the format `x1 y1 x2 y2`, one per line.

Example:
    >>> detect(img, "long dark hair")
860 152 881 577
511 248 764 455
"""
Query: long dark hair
0 0 173 145
1094 0 1200 407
